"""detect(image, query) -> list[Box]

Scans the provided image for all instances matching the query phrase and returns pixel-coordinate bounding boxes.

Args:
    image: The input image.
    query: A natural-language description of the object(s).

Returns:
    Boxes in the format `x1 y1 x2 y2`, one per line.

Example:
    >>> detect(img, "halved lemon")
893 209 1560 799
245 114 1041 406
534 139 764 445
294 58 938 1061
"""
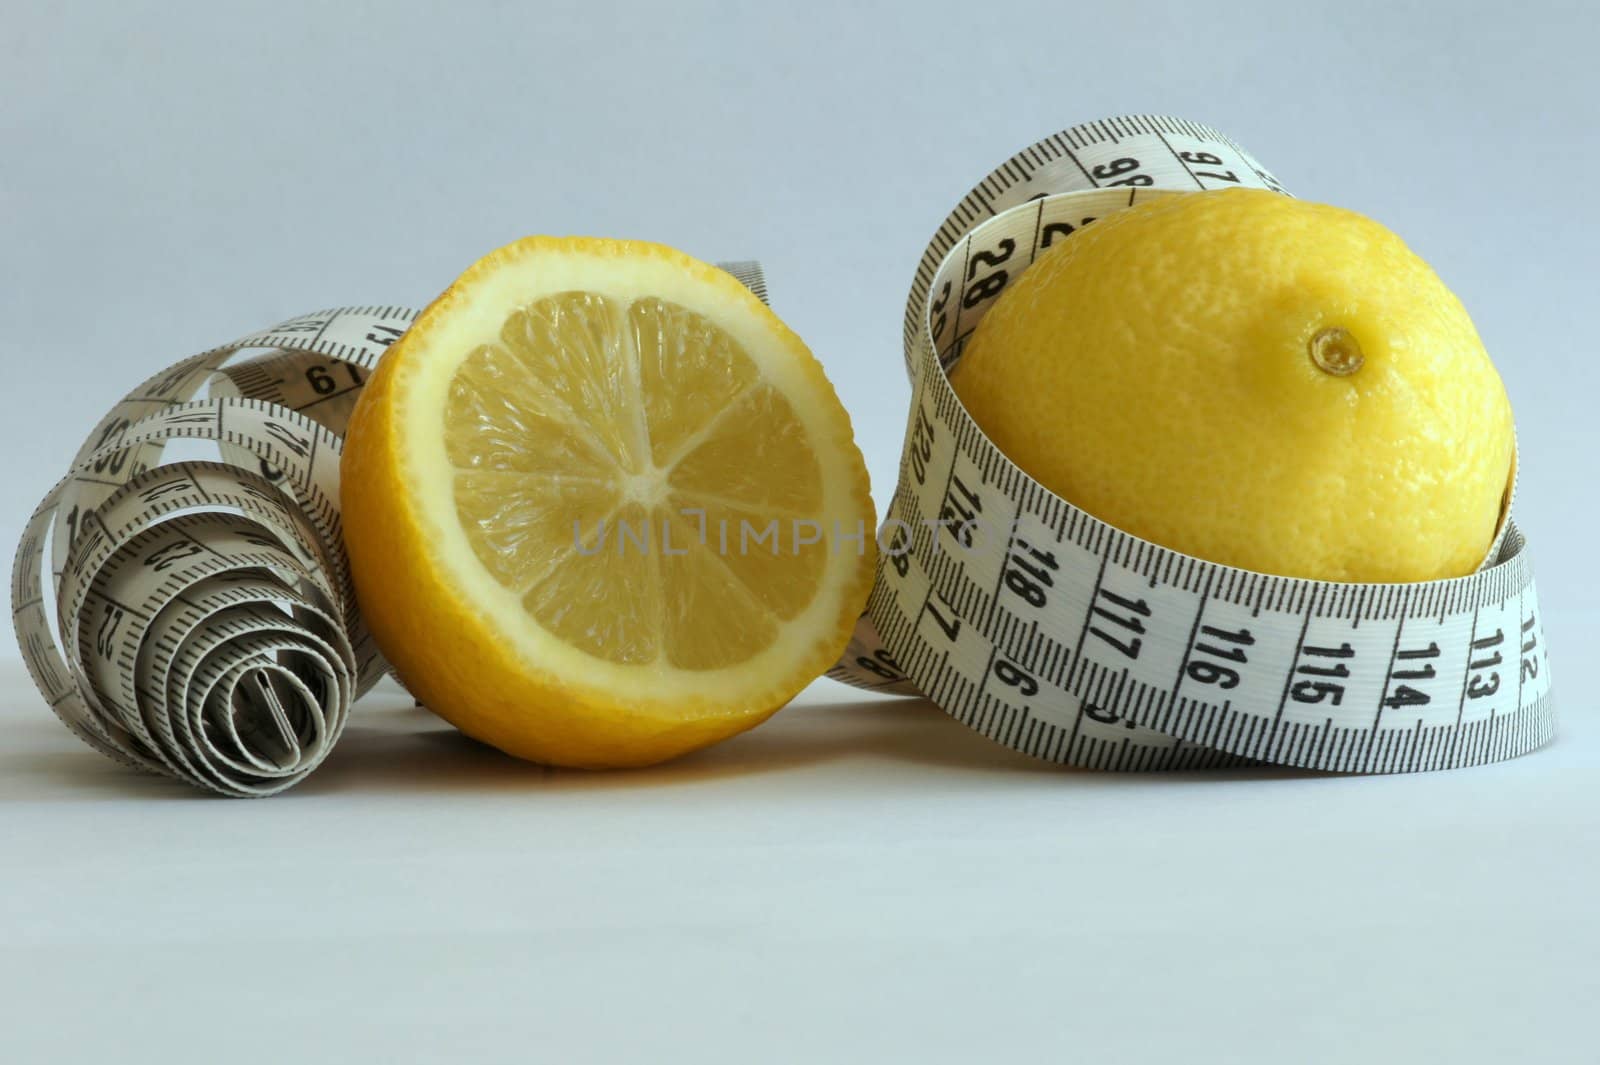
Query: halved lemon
341 237 875 767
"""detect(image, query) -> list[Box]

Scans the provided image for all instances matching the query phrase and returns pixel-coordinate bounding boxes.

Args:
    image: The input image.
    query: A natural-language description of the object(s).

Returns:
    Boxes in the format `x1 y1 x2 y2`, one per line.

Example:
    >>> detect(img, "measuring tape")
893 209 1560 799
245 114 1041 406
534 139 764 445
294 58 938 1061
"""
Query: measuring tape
826 115 1553 773
11 117 1552 791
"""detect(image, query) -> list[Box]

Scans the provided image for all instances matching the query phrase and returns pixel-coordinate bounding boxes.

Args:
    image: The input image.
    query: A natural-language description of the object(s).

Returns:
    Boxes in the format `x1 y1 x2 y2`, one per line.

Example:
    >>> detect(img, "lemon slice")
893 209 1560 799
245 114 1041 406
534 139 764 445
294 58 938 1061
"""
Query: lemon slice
341 237 875 767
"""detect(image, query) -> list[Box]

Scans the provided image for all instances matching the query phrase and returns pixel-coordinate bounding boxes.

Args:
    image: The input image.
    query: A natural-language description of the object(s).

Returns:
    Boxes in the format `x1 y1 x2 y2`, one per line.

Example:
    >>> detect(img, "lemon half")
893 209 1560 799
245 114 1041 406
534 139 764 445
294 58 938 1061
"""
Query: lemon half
342 237 875 767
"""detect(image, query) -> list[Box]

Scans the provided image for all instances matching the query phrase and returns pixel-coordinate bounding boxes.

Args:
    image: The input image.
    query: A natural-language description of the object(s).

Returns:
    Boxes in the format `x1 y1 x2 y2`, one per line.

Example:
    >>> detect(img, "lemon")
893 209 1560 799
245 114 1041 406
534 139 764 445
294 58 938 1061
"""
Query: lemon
342 237 875 768
951 187 1514 583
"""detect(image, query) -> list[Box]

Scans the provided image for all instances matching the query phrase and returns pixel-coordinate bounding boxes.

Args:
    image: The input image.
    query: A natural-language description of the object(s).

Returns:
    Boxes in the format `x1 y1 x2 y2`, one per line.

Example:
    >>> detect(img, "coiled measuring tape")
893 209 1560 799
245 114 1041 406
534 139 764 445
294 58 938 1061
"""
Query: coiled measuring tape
11 308 411 795
826 115 1554 773
9 267 766 796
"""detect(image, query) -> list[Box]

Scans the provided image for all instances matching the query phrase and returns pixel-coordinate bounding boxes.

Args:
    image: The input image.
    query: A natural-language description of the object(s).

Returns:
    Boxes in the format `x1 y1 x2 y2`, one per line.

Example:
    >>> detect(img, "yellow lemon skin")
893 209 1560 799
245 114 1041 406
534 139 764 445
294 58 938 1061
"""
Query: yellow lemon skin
951 188 1514 583
342 236 875 768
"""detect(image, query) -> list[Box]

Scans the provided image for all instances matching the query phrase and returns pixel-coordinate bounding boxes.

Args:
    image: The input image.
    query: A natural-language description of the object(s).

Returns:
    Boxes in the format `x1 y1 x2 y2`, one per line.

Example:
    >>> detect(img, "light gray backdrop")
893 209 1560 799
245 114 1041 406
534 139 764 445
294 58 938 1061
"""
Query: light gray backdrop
4 4 1599 1064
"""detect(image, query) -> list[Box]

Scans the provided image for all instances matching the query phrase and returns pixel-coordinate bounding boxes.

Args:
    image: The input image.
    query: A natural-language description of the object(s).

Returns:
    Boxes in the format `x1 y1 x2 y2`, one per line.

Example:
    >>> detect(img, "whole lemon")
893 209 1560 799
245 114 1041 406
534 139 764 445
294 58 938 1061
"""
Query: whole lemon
950 187 1513 583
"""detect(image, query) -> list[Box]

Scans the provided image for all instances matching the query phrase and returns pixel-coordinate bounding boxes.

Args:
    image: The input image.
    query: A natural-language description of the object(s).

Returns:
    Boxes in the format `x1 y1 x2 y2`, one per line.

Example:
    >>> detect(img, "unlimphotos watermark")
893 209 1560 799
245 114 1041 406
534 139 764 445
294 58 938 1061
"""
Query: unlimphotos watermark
571 510 1033 558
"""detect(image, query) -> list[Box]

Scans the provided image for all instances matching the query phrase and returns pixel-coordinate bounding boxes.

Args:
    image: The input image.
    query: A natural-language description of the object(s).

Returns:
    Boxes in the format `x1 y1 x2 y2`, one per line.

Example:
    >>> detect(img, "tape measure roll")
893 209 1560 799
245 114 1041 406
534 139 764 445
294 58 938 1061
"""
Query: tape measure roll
827 115 1554 773
11 308 414 795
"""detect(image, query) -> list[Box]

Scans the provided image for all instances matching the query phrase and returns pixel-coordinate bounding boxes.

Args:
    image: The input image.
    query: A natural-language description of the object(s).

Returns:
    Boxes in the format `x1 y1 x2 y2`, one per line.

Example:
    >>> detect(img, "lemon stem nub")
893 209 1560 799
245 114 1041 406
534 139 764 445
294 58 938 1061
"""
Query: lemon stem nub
1310 327 1365 377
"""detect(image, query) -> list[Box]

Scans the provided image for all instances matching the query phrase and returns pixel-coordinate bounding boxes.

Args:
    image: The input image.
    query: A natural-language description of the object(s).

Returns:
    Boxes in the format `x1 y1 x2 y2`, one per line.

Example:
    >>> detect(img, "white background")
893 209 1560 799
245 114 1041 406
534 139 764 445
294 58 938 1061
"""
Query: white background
2 2 1596 1062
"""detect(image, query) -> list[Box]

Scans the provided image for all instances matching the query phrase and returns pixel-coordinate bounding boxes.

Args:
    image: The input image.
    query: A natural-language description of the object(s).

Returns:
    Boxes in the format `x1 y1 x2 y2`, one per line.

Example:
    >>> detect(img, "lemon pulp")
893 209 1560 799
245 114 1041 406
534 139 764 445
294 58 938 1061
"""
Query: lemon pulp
445 290 830 668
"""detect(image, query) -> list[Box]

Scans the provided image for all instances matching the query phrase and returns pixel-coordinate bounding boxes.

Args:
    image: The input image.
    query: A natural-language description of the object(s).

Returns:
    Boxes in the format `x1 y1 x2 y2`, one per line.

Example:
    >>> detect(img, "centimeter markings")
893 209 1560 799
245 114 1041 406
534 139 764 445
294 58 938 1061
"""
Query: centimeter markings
903 115 1280 378
831 115 1554 773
